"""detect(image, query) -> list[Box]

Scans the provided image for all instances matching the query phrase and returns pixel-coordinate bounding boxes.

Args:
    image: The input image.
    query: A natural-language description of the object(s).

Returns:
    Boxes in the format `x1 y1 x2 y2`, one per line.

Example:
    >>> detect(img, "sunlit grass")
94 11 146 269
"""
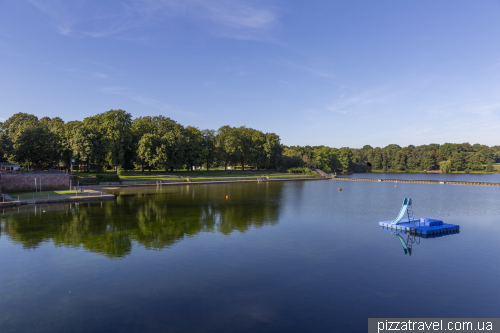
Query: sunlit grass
9 190 79 198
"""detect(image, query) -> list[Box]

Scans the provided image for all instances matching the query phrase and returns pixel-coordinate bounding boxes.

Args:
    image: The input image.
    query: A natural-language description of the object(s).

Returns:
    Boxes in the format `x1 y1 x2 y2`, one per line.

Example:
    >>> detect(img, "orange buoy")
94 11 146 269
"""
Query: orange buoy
226 195 229 200
338 188 342 191
394 185 397 187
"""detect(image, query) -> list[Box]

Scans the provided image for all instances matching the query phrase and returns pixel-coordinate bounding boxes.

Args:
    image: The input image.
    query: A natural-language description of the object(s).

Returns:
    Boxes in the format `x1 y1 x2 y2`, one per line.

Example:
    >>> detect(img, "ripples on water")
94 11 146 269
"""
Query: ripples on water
1 181 499 332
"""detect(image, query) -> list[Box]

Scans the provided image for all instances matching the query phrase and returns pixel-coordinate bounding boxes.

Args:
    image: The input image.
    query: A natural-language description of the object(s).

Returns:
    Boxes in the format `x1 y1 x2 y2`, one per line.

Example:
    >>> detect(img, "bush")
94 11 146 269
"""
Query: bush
117 166 125 177
287 167 314 175
465 169 470 174
95 174 121 183
485 162 494 172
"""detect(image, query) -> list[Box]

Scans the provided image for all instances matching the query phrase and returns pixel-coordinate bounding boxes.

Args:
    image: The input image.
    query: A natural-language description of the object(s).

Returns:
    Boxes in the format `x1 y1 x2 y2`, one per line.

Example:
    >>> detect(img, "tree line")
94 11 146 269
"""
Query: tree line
0 110 283 172
1 110 498 173
283 143 500 173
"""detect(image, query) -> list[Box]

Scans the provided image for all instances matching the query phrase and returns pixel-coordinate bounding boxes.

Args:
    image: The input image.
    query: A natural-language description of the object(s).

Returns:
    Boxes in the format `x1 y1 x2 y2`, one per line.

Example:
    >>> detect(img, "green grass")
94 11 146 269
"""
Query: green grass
487 163 500 172
9 190 79 198
73 171 306 183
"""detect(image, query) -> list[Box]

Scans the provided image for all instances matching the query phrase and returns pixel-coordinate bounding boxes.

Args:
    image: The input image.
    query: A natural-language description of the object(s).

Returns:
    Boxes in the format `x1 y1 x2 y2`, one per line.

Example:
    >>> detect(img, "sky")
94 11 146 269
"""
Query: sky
1 0 500 148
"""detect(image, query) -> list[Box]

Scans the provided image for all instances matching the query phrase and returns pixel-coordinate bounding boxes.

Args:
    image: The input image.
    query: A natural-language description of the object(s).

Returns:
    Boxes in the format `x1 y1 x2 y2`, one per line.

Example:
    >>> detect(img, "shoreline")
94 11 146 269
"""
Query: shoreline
1 176 321 206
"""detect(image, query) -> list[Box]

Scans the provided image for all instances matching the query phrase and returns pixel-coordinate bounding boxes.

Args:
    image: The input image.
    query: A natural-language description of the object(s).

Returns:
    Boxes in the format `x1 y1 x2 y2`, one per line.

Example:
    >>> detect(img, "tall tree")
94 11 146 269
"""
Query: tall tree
0 130 13 162
137 133 161 171
421 152 436 170
263 133 283 169
339 147 353 171
156 124 186 171
200 129 217 171
439 143 457 160
466 153 484 171
13 127 60 169
184 126 203 171
449 152 465 171
70 127 107 172
216 125 234 170
84 110 133 168
1 113 39 140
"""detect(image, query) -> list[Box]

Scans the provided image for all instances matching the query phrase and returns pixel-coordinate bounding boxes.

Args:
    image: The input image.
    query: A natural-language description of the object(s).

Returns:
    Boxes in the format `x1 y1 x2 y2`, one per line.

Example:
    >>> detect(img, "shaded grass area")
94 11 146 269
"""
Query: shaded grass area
74 171 311 183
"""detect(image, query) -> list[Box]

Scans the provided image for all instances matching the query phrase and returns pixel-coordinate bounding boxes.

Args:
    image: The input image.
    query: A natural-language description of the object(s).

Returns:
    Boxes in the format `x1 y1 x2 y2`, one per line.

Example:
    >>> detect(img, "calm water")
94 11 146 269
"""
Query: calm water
1 180 499 332
346 172 500 182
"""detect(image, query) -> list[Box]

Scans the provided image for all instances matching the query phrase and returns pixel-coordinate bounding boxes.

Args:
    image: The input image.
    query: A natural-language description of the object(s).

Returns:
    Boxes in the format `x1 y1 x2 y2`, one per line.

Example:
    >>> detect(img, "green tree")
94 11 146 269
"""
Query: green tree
282 146 304 169
156 124 186 171
421 152 436 170
466 153 484 171
439 160 452 174
70 127 107 172
184 126 203 171
137 133 161 171
200 129 217 171
1 113 39 140
263 133 283 169
13 127 60 169
439 143 457 160
313 147 333 172
371 148 383 170
339 147 353 171
84 110 133 168
216 126 235 170
449 152 465 171
392 151 407 171
132 115 179 171
249 129 266 169
0 130 13 162
478 148 494 163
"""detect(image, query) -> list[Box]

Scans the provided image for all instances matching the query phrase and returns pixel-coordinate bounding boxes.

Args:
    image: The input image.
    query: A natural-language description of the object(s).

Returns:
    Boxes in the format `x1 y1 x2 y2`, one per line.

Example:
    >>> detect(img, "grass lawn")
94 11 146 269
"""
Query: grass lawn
489 163 500 171
9 190 79 198
73 171 314 182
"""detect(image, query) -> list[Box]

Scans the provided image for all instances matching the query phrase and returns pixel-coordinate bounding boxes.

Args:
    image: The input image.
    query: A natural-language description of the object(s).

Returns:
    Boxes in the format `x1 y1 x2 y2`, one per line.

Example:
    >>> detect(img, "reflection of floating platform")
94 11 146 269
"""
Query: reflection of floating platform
379 218 460 236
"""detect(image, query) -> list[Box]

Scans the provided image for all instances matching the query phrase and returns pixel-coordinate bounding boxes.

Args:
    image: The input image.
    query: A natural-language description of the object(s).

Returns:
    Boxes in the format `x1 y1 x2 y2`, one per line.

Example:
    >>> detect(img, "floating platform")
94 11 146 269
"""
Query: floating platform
379 226 459 239
379 218 460 236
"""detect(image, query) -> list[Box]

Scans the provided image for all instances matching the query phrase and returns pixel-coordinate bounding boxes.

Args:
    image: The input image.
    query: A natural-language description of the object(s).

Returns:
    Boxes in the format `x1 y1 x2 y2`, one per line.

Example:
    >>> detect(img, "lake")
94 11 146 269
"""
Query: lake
1 180 499 332
345 172 500 182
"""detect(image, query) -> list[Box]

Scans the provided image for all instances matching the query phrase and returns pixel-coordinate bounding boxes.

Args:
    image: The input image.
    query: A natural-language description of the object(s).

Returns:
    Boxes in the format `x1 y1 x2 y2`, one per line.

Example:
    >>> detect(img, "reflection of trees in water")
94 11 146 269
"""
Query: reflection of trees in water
1 183 284 258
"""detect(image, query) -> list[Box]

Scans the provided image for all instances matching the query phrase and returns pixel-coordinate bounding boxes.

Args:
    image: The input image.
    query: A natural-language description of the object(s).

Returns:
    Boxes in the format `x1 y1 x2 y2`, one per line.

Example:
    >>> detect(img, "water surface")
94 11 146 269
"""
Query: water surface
345 172 500 182
1 180 499 332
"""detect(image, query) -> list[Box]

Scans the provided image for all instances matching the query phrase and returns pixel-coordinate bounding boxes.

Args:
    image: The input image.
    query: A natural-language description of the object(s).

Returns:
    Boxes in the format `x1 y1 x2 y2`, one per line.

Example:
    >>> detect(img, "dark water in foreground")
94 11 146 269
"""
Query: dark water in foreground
1 180 499 332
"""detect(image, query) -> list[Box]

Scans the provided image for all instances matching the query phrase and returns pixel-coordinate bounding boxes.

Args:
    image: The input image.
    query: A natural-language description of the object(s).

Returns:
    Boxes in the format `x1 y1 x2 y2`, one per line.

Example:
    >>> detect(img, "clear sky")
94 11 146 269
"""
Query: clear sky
1 0 500 148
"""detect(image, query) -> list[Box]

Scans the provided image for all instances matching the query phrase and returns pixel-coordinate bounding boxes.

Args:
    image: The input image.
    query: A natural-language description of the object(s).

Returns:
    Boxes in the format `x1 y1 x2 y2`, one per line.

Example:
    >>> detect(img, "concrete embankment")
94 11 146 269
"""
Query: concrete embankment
334 177 500 187
1 190 115 206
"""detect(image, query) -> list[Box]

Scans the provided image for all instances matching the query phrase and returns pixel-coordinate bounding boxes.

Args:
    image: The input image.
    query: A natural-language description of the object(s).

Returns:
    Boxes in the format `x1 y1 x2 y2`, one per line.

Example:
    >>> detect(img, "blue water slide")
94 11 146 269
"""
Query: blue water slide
391 198 410 225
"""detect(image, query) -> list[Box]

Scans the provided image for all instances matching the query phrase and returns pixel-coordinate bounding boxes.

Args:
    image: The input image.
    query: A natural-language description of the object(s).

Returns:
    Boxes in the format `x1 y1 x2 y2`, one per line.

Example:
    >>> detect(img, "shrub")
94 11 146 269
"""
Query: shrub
95 174 121 183
287 167 314 175
117 166 125 177
485 162 494 172
464 169 470 174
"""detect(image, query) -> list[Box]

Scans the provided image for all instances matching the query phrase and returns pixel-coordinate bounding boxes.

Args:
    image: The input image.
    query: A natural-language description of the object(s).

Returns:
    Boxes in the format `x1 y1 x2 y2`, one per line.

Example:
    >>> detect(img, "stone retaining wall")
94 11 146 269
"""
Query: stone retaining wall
0 173 70 192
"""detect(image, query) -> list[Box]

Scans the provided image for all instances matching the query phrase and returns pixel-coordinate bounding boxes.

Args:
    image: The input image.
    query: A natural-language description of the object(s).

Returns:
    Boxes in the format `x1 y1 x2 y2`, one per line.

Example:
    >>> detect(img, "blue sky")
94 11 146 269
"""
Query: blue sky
1 0 500 148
